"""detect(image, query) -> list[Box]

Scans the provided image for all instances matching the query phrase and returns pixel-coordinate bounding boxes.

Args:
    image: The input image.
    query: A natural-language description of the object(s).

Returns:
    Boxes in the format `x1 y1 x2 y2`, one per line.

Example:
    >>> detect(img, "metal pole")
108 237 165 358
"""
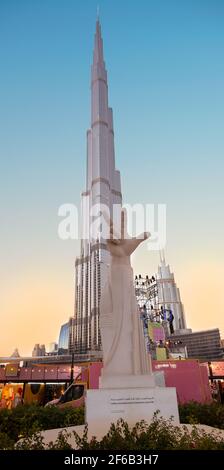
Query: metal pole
70 352 74 385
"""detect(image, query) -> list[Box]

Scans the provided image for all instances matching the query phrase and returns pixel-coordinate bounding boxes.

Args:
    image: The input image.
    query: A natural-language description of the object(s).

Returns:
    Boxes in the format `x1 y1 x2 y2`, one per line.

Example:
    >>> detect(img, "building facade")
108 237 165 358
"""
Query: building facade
32 344 46 357
168 328 223 361
156 254 187 333
71 20 122 354
47 342 58 355
58 322 70 355
135 253 187 336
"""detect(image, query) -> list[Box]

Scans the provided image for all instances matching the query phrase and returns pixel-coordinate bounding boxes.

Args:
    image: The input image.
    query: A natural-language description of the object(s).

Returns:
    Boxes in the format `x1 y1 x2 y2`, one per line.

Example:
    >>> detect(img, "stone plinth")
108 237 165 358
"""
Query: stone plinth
99 373 155 389
86 386 180 438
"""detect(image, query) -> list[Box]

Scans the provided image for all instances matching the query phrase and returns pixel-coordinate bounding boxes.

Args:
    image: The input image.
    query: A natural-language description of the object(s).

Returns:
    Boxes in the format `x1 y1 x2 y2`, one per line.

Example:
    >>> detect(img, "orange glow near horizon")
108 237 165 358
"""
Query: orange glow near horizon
0 258 223 357
0 270 73 357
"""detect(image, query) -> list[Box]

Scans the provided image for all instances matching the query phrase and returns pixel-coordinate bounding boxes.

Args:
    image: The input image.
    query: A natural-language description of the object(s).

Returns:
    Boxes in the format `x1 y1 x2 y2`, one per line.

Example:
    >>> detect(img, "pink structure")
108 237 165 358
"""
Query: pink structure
199 364 212 402
0 359 212 405
0 364 71 382
86 360 211 403
88 362 103 389
152 360 212 403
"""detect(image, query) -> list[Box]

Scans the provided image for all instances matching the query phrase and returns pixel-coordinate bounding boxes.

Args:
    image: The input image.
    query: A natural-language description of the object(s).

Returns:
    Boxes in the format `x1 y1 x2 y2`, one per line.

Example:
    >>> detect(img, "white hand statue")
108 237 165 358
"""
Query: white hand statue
106 208 150 261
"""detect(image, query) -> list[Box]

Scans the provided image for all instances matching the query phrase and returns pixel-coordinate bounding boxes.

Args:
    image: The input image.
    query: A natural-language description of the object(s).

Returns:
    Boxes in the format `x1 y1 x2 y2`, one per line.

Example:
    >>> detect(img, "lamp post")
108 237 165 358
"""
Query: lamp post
70 352 74 385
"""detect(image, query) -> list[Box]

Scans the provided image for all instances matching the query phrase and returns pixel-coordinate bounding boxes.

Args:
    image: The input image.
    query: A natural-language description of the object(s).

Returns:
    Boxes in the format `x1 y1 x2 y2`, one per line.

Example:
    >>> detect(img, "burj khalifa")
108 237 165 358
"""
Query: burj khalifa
70 20 122 354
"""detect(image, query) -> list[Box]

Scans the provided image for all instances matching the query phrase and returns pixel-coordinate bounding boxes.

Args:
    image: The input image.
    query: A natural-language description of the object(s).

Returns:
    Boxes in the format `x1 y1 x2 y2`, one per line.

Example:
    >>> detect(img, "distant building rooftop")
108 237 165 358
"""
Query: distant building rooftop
168 328 223 361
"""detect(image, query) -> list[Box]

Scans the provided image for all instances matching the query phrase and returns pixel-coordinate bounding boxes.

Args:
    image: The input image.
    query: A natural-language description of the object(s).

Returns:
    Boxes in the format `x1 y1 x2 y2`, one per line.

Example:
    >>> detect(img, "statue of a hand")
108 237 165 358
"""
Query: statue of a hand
106 209 150 259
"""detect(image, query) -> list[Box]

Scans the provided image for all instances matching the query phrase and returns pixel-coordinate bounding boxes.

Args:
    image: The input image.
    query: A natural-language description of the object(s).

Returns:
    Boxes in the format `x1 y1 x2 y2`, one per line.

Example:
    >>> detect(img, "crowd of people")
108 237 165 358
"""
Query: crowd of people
0 386 23 409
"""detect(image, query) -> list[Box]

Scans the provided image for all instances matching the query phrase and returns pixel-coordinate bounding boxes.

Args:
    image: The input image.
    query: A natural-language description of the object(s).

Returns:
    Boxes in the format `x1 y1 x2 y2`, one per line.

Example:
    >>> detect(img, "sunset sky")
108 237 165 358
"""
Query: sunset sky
0 0 224 356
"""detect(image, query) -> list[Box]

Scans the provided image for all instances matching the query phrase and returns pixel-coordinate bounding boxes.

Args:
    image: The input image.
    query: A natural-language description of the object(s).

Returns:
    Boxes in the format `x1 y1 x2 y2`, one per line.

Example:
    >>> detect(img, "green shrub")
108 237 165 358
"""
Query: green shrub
72 416 224 450
18 415 224 450
179 401 224 429
0 404 84 449
0 431 15 450
1 402 224 450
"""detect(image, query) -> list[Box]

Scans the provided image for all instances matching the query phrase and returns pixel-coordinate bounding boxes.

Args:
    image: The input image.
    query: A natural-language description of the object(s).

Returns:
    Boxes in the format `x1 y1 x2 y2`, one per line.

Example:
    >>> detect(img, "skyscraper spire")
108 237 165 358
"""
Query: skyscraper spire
93 19 105 68
159 248 166 266
91 19 108 135
97 4 100 20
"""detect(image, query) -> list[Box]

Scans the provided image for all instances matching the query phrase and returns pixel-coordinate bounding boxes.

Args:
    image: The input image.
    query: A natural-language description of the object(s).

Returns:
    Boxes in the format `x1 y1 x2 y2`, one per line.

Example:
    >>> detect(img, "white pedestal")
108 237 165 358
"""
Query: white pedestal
86 386 180 438
99 373 155 389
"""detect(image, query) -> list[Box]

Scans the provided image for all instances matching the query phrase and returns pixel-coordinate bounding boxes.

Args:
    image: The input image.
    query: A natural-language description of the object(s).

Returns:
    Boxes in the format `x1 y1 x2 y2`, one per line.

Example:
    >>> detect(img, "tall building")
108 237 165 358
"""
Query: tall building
10 348 20 358
32 344 46 357
135 252 187 336
156 253 187 333
72 20 122 354
47 342 58 355
221 338 224 353
58 321 69 355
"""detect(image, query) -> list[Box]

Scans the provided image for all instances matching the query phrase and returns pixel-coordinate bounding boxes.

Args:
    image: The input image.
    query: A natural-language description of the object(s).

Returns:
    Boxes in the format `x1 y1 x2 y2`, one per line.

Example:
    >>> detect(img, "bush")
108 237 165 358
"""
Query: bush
1 402 224 450
179 401 224 429
0 404 84 449
0 432 14 450
72 416 224 450
17 415 224 450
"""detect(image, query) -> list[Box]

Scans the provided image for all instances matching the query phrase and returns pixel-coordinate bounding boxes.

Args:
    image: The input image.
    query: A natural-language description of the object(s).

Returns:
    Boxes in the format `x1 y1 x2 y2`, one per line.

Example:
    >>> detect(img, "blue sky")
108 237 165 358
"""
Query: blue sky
0 0 224 355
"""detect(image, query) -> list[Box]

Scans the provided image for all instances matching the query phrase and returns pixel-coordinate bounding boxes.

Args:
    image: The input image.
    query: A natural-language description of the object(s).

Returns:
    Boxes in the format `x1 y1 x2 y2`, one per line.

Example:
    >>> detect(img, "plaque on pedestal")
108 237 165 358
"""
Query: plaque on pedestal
86 386 179 437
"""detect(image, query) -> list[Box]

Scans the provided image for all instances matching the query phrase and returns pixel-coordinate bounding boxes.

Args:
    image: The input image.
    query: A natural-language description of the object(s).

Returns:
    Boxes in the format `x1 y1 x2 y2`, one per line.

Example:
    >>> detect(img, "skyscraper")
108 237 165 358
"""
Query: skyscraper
156 253 187 333
134 252 187 338
71 20 122 354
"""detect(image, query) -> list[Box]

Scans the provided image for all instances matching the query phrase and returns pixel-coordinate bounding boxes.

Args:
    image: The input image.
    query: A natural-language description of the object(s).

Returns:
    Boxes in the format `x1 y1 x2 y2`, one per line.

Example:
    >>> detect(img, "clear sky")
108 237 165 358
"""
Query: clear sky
0 0 224 356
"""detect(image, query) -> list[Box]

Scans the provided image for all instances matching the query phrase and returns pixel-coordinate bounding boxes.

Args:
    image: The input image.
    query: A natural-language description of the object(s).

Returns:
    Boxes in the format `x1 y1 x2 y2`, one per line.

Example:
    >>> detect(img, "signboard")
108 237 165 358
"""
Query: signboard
209 362 224 377
5 363 18 377
156 347 167 360
148 322 165 342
